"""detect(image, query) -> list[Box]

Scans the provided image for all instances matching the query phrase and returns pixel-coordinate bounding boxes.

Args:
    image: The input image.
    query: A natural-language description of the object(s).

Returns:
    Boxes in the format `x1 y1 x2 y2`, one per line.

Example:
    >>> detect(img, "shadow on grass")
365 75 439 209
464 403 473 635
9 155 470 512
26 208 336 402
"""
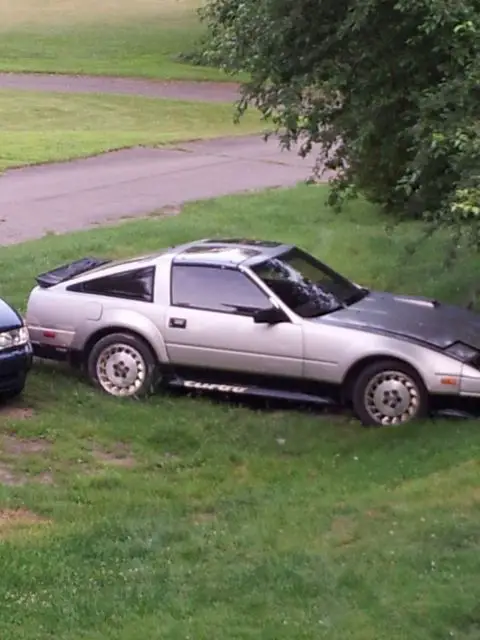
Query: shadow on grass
31 357 475 424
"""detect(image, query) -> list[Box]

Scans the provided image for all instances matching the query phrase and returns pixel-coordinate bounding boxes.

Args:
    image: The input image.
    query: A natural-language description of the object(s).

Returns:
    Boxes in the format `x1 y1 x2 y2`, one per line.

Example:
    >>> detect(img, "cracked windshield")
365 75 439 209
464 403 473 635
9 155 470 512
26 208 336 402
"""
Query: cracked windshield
252 248 367 317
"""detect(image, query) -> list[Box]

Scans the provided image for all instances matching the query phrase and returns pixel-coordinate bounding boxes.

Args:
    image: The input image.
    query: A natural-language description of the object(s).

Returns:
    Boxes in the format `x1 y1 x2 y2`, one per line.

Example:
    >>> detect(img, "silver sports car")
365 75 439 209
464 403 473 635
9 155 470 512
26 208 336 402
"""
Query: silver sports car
25 238 480 426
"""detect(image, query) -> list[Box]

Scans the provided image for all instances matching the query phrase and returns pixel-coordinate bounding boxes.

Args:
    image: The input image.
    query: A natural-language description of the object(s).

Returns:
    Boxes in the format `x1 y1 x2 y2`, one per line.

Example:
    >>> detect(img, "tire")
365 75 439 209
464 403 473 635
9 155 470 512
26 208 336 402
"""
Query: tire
351 359 428 427
0 384 24 403
87 332 159 399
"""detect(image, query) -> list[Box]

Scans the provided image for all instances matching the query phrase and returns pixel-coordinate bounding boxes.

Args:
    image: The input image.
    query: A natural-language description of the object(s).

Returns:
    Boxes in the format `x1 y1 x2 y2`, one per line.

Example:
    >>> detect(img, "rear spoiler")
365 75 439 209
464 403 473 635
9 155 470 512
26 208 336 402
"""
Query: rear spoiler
36 257 111 289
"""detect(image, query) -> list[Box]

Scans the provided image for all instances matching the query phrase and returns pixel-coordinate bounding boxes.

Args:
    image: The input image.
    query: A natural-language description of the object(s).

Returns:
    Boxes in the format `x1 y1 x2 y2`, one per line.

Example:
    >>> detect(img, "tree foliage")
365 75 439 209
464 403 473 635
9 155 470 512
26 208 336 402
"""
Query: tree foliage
199 0 480 239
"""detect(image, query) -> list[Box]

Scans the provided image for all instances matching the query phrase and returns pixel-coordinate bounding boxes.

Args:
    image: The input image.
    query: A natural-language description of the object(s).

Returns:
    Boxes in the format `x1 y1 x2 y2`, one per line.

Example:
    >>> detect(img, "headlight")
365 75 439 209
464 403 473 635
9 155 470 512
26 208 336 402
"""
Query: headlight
0 326 29 351
445 341 480 363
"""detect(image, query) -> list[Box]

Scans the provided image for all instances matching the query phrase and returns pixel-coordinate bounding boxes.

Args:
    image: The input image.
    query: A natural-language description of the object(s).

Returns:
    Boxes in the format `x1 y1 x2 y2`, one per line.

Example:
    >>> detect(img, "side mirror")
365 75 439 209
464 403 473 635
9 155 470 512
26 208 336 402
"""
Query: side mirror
253 306 288 325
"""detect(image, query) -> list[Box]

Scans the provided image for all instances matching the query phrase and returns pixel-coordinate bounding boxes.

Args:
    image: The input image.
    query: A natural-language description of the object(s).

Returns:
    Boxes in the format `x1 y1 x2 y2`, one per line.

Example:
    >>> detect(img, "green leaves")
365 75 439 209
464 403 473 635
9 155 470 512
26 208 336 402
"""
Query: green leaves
199 0 480 243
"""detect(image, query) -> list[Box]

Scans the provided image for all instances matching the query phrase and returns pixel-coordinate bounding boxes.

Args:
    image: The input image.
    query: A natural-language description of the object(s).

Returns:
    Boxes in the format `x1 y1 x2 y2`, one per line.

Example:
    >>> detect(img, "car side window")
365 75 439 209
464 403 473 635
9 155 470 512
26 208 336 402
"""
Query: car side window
67 267 155 302
171 265 270 315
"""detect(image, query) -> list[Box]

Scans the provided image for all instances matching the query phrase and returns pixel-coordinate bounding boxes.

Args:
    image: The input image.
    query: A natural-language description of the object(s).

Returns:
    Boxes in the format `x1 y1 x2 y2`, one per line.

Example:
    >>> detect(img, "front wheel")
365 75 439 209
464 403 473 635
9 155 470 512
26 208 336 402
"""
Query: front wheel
0 384 25 403
87 332 159 398
351 360 428 426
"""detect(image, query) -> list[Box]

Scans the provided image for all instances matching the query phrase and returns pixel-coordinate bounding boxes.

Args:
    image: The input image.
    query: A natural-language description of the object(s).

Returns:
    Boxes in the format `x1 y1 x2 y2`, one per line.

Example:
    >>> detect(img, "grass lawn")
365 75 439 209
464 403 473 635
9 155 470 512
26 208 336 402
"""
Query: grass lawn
0 185 480 639
0 0 237 81
0 89 263 171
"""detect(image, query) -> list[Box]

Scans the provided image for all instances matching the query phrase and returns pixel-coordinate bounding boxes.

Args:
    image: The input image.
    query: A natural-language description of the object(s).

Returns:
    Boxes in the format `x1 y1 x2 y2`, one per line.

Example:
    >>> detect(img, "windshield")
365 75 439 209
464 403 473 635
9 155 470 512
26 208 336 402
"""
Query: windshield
251 248 367 317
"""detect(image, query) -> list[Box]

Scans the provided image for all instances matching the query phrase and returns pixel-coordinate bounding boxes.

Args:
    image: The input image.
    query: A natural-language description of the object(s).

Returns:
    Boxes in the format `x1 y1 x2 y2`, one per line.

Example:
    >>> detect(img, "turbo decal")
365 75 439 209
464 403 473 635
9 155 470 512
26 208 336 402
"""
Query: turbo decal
184 380 247 393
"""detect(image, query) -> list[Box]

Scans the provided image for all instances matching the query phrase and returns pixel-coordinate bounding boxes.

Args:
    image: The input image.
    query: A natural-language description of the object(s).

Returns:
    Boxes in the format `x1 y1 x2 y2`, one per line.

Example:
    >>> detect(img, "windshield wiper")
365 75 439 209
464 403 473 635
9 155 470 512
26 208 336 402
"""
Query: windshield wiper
298 303 345 318
343 288 369 306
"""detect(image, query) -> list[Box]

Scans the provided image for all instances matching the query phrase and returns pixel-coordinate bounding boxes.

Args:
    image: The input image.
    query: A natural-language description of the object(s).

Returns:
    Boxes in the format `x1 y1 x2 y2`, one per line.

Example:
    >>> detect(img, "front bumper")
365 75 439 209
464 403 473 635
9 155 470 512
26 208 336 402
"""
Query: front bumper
460 367 480 398
427 365 480 418
0 343 33 394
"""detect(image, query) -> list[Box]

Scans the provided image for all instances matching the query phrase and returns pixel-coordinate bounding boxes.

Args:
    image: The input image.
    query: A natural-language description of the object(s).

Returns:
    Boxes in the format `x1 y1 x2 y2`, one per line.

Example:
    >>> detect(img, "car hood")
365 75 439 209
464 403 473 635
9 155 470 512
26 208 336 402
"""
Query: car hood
0 298 22 330
319 290 480 349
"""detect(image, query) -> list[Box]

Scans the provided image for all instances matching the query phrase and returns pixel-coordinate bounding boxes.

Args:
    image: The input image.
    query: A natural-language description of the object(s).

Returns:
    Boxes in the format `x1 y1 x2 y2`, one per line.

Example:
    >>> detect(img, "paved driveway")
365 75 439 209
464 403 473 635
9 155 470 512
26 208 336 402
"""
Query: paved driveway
0 74 329 245
0 72 240 102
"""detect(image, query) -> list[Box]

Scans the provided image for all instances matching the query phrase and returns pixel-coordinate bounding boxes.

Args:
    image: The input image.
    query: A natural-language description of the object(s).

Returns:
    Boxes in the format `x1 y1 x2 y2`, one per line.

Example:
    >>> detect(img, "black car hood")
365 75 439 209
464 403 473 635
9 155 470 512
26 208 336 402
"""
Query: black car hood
0 298 22 330
319 291 480 350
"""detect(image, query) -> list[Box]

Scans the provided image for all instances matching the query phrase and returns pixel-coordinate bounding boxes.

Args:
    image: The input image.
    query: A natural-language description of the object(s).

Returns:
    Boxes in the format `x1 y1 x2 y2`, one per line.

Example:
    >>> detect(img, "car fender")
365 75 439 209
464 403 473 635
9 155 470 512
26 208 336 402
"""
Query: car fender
341 344 464 395
71 309 170 364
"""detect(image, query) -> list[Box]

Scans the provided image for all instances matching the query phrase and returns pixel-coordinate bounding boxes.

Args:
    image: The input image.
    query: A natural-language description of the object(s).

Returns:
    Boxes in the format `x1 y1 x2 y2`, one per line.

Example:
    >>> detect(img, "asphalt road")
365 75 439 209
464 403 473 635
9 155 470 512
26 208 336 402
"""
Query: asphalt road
0 73 329 245
0 72 240 102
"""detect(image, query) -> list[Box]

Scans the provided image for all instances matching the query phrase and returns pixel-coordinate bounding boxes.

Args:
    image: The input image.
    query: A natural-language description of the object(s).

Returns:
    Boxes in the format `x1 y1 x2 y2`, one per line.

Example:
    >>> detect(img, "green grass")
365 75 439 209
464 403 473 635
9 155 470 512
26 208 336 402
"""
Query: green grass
1 185 480 639
0 89 263 171
0 0 237 81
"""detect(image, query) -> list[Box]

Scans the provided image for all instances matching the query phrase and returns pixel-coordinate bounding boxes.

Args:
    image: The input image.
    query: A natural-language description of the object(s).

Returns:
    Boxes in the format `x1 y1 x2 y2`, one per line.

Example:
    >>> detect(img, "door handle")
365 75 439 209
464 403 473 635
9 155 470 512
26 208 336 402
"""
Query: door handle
169 317 187 329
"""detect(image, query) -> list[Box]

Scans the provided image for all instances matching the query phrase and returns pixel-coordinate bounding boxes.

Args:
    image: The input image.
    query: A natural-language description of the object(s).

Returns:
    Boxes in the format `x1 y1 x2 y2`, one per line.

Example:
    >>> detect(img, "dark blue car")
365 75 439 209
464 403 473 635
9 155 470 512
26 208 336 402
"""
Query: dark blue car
0 297 32 401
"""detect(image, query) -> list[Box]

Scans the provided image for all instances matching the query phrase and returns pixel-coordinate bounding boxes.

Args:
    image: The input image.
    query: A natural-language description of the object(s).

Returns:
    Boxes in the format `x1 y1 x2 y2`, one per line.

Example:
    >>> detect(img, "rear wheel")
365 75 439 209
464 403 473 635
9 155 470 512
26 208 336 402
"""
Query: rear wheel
351 359 428 426
87 332 159 398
